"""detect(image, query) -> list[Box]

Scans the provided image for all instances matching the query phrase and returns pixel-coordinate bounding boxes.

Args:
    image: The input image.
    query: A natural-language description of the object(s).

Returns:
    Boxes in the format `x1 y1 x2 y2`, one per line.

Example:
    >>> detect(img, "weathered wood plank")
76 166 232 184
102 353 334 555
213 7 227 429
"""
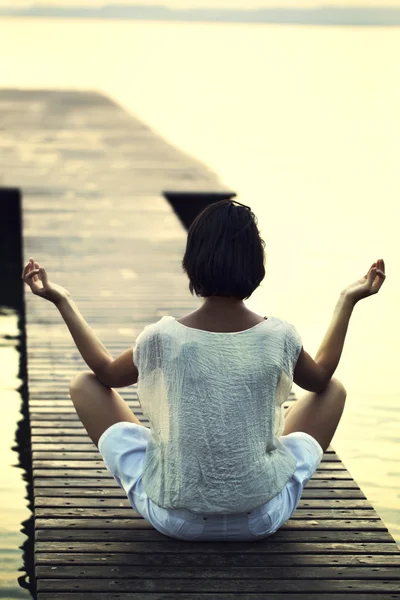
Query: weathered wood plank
34 541 400 554
30 420 148 428
35 552 400 566
36 564 400 579
35 578 400 593
37 594 400 600
31 429 152 437
31 437 101 444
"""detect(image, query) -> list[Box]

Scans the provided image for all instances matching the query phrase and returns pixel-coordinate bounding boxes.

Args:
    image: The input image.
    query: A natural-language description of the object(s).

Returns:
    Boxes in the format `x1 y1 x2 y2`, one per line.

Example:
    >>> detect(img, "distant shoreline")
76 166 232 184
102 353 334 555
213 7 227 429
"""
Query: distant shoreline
1 15 399 27
1 5 400 27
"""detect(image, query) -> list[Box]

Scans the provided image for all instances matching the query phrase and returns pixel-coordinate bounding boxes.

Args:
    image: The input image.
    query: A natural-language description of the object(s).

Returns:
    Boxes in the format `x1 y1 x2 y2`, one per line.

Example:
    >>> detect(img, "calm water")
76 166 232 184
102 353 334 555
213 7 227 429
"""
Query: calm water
0 309 32 598
0 16 399 594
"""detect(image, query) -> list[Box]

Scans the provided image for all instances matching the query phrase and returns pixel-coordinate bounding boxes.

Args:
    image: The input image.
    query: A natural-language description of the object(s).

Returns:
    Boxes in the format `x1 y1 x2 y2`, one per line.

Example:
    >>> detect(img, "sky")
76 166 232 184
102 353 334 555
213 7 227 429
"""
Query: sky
2 0 400 7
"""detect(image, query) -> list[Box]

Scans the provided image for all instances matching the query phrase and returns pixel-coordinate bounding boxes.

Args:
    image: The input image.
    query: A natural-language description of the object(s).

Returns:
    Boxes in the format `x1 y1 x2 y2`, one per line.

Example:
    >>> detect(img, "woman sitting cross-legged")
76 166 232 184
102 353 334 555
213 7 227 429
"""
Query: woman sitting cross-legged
22 199 386 542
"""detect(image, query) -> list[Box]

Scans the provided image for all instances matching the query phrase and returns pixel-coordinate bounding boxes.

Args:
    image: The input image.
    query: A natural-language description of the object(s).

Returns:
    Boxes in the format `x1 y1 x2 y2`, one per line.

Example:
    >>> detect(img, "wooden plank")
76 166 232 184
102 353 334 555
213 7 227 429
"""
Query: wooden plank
36 579 400 593
35 552 400 566
31 437 102 444
31 429 155 437
37 595 400 600
36 564 400 579
34 541 400 554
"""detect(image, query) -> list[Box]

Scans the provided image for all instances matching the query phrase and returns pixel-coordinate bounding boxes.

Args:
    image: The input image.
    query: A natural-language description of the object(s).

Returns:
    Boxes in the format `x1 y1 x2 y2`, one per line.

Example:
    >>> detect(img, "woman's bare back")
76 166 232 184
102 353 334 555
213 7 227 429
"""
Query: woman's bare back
176 308 268 334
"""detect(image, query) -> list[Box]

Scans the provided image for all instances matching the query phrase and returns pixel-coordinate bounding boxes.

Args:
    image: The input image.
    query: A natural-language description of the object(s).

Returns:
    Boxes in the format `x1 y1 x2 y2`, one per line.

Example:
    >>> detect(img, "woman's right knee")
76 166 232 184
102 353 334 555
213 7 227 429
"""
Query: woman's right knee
282 375 347 448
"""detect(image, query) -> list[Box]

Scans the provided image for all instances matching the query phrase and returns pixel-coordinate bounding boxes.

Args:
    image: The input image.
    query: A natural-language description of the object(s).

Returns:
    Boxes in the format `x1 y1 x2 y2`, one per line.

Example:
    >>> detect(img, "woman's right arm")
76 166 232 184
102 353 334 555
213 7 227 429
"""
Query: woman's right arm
313 293 355 382
293 294 354 393
294 259 386 393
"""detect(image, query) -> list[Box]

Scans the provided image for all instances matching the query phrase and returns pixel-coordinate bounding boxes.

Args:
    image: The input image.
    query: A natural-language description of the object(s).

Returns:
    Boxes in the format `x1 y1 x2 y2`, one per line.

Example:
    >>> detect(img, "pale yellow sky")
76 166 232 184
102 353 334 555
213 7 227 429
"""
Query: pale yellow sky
3 0 400 7
167 0 400 5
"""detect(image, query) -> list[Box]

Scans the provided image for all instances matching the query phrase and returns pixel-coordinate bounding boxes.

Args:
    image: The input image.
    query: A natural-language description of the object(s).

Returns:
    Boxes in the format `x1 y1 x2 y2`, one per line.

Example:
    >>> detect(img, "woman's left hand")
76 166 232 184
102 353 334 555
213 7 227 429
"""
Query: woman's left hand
22 257 71 305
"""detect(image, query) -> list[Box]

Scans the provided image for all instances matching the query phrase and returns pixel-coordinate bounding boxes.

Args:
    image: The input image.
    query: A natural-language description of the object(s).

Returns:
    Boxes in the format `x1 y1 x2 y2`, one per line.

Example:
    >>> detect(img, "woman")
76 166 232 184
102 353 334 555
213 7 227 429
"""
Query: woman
22 199 386 542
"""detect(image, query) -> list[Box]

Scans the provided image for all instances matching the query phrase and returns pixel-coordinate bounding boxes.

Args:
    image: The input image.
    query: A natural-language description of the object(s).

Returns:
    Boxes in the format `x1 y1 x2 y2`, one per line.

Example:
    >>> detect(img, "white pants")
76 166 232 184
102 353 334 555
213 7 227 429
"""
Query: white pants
98 422 323 542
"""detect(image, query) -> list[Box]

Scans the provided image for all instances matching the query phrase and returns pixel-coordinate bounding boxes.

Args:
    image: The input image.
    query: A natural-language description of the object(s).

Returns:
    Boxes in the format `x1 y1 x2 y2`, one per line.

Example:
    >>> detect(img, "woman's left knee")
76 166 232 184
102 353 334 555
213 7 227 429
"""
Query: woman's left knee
69 371 95 394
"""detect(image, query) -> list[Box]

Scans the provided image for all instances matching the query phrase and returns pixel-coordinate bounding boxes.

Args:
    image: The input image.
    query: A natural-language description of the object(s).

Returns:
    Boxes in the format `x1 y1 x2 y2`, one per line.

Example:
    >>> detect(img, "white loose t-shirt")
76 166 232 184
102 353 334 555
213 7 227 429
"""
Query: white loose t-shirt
133 315 303 515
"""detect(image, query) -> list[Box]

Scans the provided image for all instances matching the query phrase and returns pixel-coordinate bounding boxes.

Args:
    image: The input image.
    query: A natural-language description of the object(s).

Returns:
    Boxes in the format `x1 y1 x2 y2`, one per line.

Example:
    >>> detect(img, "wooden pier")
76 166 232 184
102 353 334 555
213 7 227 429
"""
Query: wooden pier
1 88 400 599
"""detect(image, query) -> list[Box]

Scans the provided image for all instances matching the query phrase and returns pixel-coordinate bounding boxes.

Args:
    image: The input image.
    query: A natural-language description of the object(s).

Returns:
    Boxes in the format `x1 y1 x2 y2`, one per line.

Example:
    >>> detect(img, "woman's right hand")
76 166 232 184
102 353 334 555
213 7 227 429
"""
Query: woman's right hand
341 259 386 304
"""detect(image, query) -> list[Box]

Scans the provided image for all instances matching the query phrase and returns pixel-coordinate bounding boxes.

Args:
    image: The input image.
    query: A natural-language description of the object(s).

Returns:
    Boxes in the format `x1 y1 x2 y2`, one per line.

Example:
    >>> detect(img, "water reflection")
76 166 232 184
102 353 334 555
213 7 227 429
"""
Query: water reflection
0 307 34 599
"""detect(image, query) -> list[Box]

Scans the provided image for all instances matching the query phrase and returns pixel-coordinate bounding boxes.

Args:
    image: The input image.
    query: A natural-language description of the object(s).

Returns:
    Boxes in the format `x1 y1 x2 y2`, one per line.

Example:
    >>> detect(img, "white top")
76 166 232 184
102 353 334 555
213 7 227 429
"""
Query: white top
133 315 303 515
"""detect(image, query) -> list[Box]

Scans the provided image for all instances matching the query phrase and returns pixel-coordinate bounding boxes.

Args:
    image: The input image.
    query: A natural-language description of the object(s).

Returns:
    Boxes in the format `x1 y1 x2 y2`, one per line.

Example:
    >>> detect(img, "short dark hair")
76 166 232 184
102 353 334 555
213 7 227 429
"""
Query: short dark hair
181 199 266 300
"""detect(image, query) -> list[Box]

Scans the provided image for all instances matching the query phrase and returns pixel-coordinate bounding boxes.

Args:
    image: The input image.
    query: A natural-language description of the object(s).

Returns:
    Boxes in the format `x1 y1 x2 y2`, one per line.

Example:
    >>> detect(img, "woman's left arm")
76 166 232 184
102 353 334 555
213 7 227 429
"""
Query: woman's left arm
56 296 138 388
22 258 138 388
